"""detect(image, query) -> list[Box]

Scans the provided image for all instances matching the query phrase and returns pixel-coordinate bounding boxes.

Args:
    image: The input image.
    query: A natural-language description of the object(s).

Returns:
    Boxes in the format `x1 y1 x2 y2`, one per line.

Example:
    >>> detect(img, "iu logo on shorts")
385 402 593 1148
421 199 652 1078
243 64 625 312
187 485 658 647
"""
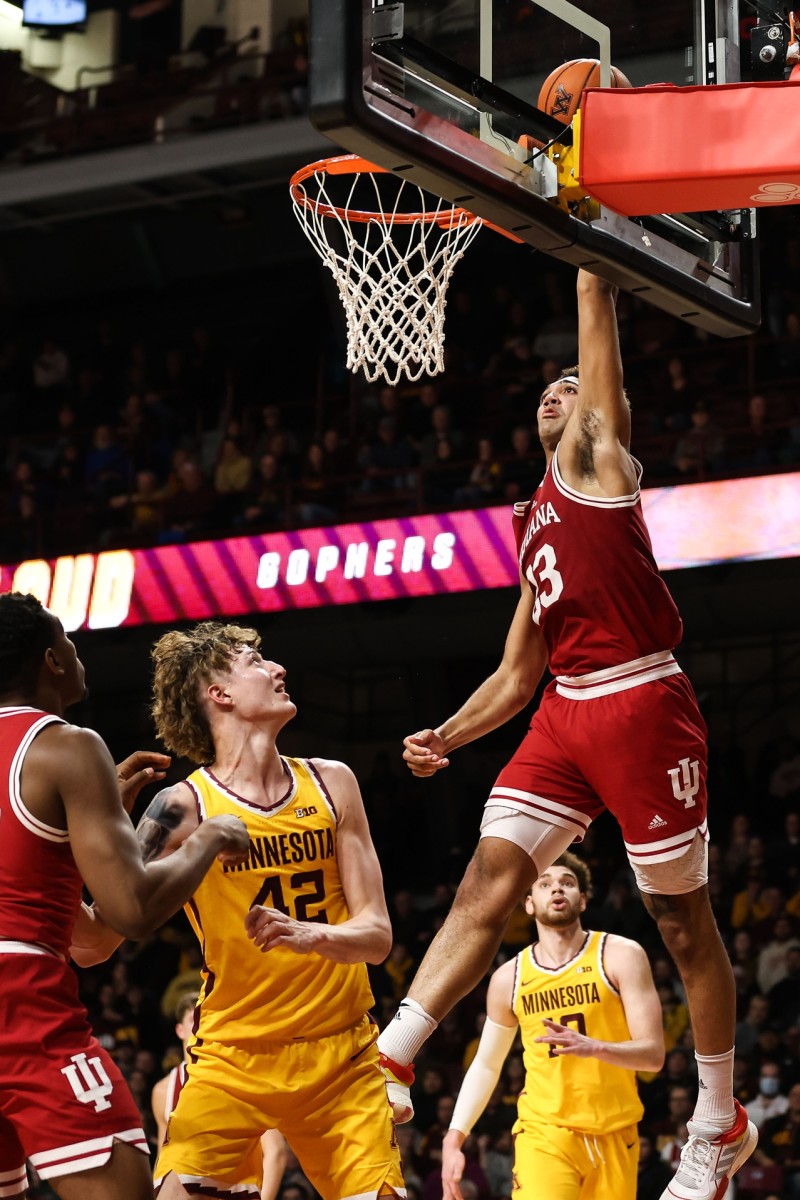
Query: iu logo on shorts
667 758 700 809
61 1052 114 1113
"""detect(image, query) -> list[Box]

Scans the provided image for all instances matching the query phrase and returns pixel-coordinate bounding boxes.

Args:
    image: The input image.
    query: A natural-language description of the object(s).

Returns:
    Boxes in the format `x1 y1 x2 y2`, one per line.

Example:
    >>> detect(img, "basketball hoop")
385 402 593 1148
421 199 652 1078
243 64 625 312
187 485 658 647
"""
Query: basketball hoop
289 155 485 386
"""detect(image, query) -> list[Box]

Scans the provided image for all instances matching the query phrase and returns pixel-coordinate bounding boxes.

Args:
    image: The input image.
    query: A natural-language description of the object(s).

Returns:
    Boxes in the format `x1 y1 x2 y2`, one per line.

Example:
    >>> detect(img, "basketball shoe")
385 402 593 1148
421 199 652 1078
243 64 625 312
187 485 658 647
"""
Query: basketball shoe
379 1053 415 1124
660 1100 758 1199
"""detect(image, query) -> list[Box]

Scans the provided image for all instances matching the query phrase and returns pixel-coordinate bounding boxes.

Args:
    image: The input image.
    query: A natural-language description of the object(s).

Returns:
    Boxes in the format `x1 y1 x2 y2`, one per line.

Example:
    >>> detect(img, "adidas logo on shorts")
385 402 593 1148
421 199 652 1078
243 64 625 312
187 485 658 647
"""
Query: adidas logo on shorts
648 814 668 830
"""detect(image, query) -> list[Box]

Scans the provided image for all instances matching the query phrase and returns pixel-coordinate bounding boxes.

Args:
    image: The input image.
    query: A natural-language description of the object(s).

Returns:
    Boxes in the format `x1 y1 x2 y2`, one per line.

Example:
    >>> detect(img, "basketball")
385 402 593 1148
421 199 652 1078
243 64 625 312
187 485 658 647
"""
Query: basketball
537 58 632 125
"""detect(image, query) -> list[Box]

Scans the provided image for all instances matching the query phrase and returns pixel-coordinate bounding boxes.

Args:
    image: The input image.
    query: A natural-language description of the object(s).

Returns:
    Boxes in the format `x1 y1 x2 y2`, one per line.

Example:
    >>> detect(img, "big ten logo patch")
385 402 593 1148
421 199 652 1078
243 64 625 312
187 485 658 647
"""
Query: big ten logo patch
294 806 317 819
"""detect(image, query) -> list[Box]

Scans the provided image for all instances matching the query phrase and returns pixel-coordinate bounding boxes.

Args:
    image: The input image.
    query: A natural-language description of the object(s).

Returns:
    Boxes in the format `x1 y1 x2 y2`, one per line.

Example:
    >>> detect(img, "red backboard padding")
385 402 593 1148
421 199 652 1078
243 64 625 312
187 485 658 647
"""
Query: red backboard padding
579 79 800 216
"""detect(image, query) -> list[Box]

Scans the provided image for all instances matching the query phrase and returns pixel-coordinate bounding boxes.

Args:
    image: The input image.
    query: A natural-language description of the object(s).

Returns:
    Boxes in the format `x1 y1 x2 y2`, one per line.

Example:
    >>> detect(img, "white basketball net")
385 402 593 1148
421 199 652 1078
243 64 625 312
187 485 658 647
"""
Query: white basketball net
290 159 483 386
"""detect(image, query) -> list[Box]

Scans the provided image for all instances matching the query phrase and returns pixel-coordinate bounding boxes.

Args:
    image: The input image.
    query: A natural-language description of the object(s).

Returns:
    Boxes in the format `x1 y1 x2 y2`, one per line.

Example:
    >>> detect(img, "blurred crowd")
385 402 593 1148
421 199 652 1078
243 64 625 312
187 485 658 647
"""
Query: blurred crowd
0 9 310 167
22 727 799 1200
1 214 800 564
5 14 800 1200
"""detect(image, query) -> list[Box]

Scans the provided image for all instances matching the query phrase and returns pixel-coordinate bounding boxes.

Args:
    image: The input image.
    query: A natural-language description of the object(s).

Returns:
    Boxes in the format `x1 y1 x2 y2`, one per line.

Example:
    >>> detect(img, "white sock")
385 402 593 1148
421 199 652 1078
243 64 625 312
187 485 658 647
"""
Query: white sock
377 997 438 1066
689 1048 736 1134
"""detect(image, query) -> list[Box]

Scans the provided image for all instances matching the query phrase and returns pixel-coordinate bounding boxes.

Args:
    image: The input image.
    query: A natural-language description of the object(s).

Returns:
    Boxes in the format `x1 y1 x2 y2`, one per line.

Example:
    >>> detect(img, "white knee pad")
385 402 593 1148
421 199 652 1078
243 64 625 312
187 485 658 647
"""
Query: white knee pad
630 830 709 895
479 805 579 876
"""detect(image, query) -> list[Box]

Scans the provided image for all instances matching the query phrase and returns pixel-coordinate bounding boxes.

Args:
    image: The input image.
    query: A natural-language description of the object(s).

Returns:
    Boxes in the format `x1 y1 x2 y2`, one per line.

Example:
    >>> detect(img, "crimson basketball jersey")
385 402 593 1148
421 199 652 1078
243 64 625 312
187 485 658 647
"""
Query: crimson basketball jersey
514 446 682 676
0 707 83 957
164 1062 188 1122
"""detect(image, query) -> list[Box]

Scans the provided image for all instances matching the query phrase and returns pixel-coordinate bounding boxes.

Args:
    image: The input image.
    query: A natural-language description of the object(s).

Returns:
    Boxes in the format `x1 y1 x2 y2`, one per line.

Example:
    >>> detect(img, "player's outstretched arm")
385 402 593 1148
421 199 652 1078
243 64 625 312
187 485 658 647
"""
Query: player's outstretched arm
534 936 664 1071
574 268 630 446
558 269 637 498
442 960 518 1200
245 759 392 964
36 725 250 941
402 577 546 777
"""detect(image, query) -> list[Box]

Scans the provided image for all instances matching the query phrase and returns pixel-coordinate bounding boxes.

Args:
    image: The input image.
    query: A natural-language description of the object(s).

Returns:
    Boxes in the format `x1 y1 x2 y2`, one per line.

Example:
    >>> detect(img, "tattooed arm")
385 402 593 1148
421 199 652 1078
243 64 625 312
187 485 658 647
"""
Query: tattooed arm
70 783 200 966
135 783 199 863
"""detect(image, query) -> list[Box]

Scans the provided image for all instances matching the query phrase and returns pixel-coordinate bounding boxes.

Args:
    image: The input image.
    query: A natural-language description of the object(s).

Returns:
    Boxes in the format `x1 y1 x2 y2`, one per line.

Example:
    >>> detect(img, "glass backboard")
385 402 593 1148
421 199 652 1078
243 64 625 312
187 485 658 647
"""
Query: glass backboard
306 0 761 337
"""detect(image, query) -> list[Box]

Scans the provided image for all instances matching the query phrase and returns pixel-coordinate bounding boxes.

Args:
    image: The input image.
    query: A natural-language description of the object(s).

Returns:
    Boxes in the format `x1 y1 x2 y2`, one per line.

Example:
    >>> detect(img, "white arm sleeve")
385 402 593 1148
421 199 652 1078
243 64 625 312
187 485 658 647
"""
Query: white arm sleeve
449 1016 518 1137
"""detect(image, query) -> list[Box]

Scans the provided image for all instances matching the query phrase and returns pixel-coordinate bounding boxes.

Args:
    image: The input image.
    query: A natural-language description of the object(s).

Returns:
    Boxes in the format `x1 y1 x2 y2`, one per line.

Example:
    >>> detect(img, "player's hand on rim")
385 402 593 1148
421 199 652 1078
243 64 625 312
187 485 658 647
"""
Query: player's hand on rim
402 729 449 776
244 905 319 954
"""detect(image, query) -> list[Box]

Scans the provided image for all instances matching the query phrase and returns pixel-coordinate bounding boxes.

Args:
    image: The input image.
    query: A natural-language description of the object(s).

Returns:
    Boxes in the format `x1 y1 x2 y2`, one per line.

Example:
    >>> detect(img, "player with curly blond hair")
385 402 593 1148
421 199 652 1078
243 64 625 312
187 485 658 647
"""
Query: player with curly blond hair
97 619 404 1200
150 621 261 764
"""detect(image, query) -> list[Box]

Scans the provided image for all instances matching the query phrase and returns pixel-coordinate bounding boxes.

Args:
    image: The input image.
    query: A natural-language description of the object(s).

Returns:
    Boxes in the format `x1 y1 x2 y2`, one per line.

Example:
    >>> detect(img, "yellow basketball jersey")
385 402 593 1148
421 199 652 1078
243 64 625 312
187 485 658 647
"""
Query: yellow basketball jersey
513 930 643 1134
183 757 374 1046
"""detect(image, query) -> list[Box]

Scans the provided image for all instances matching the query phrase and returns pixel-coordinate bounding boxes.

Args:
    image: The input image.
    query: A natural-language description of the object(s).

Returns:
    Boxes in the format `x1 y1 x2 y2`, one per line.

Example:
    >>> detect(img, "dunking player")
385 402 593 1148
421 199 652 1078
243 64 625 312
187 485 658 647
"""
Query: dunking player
91 620 404 1200
0 592 249 1200
151 992 288 1200
378 269 758 1200
442 854 664 1200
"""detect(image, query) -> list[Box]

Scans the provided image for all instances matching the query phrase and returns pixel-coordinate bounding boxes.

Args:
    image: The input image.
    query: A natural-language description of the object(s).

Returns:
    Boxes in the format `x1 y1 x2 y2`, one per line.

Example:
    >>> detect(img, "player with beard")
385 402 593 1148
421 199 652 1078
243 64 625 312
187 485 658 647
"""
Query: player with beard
441 854 663 1200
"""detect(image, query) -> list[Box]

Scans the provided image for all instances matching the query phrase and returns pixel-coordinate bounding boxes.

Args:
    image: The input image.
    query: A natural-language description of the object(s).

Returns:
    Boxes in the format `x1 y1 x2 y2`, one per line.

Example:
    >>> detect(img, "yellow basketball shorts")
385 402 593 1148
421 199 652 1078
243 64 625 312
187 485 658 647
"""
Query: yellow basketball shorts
155 1014 405 1200
511 1120 639 1200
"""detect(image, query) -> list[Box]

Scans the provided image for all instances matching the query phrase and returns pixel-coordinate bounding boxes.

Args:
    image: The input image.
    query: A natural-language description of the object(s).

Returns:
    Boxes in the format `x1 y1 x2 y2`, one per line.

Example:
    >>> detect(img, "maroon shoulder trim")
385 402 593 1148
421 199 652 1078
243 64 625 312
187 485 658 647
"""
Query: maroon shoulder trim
184 778 204 824
304 758 338 823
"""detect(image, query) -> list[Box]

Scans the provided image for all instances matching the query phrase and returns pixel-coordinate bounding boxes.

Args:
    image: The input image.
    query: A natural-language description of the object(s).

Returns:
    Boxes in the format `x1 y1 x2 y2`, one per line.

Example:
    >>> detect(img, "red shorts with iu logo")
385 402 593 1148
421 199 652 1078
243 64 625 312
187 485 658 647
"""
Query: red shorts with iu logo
490 671 709 867
0 951 149 1184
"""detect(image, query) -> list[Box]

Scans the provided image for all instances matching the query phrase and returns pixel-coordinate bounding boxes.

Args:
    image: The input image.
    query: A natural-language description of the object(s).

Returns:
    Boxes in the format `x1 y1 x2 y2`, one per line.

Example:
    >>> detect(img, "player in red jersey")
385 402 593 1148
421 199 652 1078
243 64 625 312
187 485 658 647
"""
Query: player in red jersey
0 591 249 1200
378 270 757 1200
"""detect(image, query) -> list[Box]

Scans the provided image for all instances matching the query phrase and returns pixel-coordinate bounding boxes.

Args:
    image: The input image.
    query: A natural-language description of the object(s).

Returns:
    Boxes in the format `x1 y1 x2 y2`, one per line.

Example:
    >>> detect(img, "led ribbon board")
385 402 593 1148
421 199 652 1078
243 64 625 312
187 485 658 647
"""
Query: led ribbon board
2 474 798 632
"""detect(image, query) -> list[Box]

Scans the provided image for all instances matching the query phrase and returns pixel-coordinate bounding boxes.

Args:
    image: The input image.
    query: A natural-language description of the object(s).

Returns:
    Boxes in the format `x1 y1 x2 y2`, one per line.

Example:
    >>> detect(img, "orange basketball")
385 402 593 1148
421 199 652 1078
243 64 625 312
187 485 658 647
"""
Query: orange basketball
537 58 632 126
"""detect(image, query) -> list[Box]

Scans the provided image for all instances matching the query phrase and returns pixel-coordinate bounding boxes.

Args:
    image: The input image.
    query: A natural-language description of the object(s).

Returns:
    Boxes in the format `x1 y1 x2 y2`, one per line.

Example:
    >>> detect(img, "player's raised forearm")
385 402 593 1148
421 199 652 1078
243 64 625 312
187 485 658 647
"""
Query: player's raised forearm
102 819 246 940
577 266 616 299
575 269 629 444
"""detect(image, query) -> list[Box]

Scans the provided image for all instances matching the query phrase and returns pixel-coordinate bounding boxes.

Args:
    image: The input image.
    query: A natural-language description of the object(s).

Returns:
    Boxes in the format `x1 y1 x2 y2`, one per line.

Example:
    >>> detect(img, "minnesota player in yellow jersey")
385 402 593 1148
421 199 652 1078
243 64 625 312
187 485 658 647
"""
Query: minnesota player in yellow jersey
442 853 664 1200
150 991 289 1200
127 619 405 1200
